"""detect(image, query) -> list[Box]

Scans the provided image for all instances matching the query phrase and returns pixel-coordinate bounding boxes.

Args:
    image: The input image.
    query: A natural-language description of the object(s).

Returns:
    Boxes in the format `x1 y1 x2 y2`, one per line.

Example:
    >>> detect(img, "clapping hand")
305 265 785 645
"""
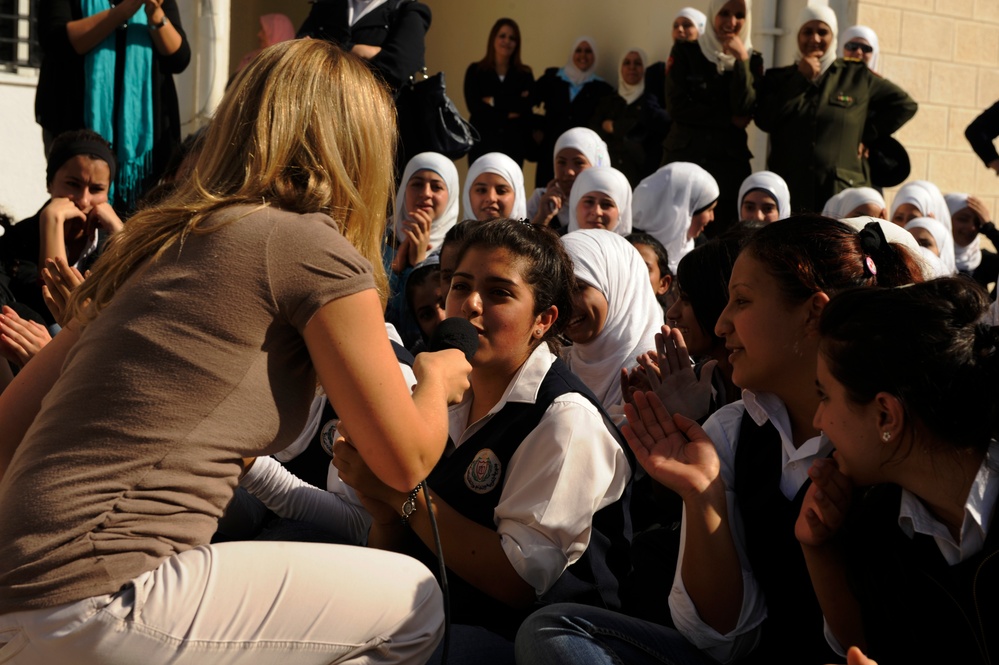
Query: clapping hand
622 391 721 499
643 325 717 422
41 257 86 328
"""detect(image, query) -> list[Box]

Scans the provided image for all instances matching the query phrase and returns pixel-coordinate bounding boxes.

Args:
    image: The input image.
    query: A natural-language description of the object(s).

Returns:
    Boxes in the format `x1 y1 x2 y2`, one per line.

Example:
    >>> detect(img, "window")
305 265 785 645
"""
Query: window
0 0 39 72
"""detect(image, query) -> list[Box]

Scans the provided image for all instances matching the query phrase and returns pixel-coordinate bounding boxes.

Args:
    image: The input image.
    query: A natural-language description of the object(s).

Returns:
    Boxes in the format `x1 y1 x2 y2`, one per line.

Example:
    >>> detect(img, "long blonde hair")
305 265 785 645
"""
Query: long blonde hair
70 39 396 322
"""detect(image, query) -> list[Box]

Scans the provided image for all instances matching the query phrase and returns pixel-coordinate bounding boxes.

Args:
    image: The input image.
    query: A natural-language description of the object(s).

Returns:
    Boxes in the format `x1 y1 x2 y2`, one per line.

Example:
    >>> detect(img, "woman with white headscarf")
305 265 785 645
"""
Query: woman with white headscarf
673 7 707 42
737 170 791 222
945 192 999 289
462 152 528 221
905 217 956 275
527 127 608 230
661 0 763 236
591 48 671 188
567 167 633 235
561 229 662 412
841 25 879 72
757 5 917 214
386 152 460 347
632 162 720 272
531 37 614 188
823 186 887 219
889 180 952 232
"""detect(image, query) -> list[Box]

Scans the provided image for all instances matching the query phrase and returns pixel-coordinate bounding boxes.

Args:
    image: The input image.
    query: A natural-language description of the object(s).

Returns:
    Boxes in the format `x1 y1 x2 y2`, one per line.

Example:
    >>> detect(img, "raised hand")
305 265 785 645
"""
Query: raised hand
87 202 124 235
622 391 721 498
532 179 564 227
41 257 86 328
720 34 748 61
646 325 717 422
795 457 853 547
404 208 433 267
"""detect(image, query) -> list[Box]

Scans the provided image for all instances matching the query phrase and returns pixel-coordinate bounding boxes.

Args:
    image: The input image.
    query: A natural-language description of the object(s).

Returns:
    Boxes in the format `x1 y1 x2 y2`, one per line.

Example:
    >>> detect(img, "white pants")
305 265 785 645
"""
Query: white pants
0 542 443 665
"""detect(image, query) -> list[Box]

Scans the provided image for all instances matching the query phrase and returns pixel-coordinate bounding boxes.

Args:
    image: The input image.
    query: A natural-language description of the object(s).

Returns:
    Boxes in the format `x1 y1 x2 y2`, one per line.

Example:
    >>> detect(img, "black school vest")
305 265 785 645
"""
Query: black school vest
405 357 633 639
733 414 838 665
849 483 999 665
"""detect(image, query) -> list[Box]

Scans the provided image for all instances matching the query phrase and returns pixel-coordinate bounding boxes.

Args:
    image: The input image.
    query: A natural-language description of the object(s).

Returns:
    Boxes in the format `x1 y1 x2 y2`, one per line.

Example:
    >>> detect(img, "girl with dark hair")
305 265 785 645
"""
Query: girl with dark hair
516 216 923 665
464 18 535 167
334 219 632 663
635 228 750 423
800 277 999 665
626 232 674 313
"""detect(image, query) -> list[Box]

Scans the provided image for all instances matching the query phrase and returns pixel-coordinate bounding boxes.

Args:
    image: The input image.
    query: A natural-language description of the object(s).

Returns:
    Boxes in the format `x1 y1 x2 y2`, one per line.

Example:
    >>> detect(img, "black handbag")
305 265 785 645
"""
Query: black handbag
396 68 478 160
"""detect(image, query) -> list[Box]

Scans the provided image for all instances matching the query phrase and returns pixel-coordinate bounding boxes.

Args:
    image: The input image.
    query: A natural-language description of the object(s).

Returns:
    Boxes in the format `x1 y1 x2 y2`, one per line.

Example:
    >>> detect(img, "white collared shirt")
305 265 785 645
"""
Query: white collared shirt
668 392 834 664
446 344 631 595
898 440 999 565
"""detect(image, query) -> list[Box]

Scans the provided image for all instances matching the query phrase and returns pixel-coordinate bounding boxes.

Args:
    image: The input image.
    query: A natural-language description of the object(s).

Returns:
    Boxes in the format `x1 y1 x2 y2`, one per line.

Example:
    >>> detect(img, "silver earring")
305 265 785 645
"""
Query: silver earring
882 431 891 442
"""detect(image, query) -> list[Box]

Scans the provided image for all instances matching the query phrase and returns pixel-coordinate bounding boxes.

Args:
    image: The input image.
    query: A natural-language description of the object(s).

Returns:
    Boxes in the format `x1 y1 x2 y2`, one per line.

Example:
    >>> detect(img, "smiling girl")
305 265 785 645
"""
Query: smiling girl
567 167 633 235
799 277 999 665
516 217 922 665
462 152 527 221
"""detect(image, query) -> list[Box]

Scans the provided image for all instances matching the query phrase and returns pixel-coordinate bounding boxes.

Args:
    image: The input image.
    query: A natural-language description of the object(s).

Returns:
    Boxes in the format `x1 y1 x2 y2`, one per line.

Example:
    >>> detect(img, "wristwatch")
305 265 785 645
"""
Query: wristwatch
150 15 169 30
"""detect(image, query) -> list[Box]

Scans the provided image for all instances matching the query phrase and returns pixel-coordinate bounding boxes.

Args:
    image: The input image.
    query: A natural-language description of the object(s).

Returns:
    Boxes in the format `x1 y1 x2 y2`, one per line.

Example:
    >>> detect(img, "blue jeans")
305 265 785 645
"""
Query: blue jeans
515 604 712 665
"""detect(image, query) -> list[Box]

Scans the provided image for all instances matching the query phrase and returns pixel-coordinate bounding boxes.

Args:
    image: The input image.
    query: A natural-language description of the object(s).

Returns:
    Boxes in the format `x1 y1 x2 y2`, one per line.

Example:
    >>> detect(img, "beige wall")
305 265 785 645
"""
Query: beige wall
859 0 999 219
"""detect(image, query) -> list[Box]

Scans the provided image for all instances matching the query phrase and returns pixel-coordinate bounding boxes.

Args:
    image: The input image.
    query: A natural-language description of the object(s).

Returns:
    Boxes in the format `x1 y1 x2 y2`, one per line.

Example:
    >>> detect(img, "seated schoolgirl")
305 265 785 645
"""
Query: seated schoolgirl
799 277 998 665
0 129 124 328
822 186 887 220
515 216 923 665
736 171 790 223
561 229 663 414
527 127 609 230
386 152 459 344
334 219 632 663
945 192 999 291
903 216 955 276
462 153 528 221
566 166 634 235
889 179 951 230
633 227 751 423
632 162 719 272
626 232 674 316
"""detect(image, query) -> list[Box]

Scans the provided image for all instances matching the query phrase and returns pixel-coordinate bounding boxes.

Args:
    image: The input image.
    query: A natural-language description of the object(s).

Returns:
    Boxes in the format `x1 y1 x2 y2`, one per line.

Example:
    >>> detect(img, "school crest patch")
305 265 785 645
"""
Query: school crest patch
464 449 502 494
320 419 339 457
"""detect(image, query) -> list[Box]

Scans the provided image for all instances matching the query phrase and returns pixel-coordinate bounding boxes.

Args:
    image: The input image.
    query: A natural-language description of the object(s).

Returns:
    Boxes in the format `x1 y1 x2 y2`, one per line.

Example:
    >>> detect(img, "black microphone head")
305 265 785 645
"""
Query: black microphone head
429 317 479 362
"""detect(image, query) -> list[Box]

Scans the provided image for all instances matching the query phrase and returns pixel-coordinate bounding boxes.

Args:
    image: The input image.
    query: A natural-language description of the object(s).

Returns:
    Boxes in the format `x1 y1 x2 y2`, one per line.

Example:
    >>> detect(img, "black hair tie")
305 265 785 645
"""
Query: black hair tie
857 221 889 277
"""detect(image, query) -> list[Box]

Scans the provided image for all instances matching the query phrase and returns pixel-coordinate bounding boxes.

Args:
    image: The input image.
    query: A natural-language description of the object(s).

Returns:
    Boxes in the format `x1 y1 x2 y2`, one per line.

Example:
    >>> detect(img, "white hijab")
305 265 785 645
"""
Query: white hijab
841 215 936 280
699 0 753 74
567 167 634 236
945 193 982 272
797 5 838 79
462 152 528 221
890 180 952 232
905 217 956 274
562 229 663 411
841 25 879 73
633 162 720 272
737 170 791 220
618 48 647 106
825 187 887 219
561 36 599 86
393 152 460 252
675 7 708 35
554 127 610 169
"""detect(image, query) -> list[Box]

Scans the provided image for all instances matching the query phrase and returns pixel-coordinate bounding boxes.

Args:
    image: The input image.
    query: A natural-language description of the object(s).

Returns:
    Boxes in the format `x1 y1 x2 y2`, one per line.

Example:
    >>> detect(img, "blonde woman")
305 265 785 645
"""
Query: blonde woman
0 40 470 665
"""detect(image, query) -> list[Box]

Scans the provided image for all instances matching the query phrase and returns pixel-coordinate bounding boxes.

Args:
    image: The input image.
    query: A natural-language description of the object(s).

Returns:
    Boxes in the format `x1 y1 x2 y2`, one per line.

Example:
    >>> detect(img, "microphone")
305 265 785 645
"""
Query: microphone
428 317 479 362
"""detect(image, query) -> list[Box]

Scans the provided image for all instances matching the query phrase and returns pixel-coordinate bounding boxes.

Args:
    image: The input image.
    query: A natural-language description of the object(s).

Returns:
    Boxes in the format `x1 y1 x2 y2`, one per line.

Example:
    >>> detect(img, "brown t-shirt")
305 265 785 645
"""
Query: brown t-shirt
0 205 374 613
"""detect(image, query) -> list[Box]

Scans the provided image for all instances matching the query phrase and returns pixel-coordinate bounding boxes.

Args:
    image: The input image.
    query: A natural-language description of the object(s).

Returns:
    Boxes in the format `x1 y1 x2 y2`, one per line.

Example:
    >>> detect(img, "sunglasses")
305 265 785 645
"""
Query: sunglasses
844 41 874 54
